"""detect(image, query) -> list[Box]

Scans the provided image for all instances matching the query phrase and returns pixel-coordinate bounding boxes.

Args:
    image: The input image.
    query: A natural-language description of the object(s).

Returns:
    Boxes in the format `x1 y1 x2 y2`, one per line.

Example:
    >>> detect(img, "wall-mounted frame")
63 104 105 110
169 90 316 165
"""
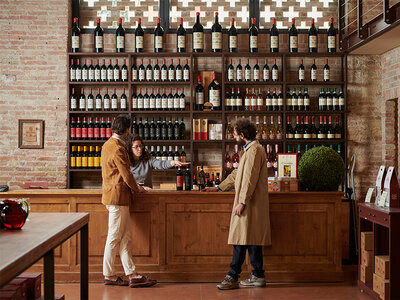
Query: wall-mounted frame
18 119 45 149
277 153 298 178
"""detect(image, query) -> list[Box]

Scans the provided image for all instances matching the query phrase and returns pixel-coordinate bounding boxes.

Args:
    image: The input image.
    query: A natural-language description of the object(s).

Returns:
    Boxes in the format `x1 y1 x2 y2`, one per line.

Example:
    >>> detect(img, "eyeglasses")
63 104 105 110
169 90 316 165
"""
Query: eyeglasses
132 145 144 150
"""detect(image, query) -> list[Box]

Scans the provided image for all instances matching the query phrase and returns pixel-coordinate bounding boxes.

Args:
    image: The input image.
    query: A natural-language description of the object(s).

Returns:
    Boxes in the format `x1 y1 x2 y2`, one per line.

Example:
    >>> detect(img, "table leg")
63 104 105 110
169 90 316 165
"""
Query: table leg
81 223 89 300
43 249 54 300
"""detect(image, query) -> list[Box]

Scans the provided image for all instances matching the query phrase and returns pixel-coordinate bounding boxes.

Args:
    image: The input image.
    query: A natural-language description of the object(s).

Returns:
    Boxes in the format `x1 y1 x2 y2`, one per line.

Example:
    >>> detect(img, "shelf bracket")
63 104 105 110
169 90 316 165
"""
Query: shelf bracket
357 0 368 39
384 0 396 24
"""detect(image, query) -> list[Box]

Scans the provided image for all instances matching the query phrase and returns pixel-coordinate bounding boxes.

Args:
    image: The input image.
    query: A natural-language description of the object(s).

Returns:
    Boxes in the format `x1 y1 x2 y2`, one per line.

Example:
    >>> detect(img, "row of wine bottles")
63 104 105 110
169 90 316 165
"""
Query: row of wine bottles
132 58 190 82
286 87 344 111
131 88 186 111
70 117 112 140
71 15 336 53
131 117 186 140
70 145 102 169
69 58 128 82
150 145 187 162
227 58 279 82
224 144 240 170
71 88 128 111
195 165 222 190
288 144 343 158
286 115 342 139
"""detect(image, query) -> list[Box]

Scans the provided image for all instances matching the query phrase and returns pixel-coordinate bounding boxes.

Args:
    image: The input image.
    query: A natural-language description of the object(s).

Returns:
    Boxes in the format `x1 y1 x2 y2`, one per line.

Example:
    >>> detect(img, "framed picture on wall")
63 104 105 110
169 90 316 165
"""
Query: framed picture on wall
18 119 44 149
277 153 298 178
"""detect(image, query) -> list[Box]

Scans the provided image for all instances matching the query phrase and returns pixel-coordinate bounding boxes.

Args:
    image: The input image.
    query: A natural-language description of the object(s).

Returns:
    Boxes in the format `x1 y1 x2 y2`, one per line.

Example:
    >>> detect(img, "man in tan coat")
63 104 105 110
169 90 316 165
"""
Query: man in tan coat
204 118 271 290
102 115 156 288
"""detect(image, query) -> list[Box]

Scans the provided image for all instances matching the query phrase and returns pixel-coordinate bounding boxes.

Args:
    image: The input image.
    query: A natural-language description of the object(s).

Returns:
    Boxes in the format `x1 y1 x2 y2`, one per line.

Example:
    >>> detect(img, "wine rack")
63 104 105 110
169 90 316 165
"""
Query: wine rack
67 51 347 188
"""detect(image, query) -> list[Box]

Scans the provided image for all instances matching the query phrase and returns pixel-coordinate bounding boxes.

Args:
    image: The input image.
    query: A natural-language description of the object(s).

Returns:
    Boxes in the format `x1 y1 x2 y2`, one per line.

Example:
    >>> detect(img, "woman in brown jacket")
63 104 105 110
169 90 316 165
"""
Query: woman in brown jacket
204 118 271 290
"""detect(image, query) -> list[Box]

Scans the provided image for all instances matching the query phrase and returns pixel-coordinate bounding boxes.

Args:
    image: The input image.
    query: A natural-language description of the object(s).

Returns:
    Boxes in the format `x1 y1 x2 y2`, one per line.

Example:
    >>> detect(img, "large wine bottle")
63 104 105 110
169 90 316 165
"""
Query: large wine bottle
116 18 125 53
249 18 258 53
177 18 186 52
211 12 222 52
228 18 237 52
208 72 221 111
71 17 80 52
193 12 204 52
135 18 144 52
154 18 164 52
94 18 103 53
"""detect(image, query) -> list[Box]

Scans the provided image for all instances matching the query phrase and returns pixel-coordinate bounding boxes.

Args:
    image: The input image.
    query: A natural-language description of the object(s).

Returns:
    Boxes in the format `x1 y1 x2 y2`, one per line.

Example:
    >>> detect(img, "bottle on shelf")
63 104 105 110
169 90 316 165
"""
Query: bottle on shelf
195 76 204 110
265 88 272 111
304 88 310 111
262 116 269 140
297 88 304 111
94 117 100 140
106 117 112 138
193 12 204 53
107 59 114 82
254 59 260 82
154 17 164 52
308 18 318 53
289 18 298 53
89 59 95 82
161 58 168 81
70 117 76 140
71 17 80 52
291 88 297 111
251 88 257 111
244 88 250 111
183 59 190 82
303 116 311 139
131 60 138 82
100 59 107 82
168 58 175 82
249 18 258 53
227 58 234 82
278 88 283 111
104 88 111 111
257 88 263 110
269 116 277 140
294 116 303 139
79 88 86 111
276 116 283 140
272 59 278 82
327 116 335 139
208 72 221 111
263 59 270 82
326 88 333 110
225 145 232 170
180 146 186 162
255 116 262 140
184 167 191 191
235 88 242 111
270 18 279 53
152 59 160 81
323 59 330 82
327 17 336 53
334 116 342 139
311 58 317 82
298 58 305 82
116 18 125 53
113 59 120 82
317 116 327 139
87 88 94 111
236 59 243 82
167 88 174 111
121 59 128 82
95 88 102 111
173 88 180 111
286 116 293 139
232 144 240 169
245 58 251 82
146 59 153 81
70 88 77 111
228 18 237 52
215 173 221 186
338 88 345 111
212 12 222 52
135 18 144 52
311 116 317 139
143 118 150 140
138 58 145 82
82 117 88 140
88 117 94 140
94 18 103 53
81 59 88 82
111 88 118 111
318 88 326 111
176 59 183 81
198 164 206 189
177 17 186 52
75 59 82 82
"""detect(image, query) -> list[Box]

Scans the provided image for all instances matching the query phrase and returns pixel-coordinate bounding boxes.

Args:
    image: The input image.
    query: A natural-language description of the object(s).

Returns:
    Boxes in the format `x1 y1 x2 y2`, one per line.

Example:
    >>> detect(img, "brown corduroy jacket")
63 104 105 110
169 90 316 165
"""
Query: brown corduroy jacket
101 137 139 206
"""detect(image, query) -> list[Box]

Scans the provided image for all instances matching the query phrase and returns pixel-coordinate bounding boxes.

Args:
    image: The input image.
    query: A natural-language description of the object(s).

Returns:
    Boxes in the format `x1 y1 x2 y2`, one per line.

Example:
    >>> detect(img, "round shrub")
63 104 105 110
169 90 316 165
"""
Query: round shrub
298 146 345 191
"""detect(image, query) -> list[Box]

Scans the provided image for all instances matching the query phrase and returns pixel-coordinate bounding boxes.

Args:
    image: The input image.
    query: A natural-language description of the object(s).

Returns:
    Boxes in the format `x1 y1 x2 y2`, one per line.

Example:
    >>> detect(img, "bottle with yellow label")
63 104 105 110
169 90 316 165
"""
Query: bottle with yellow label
76 146 82 169
88 146 94 168
94 146 100 169
82 146 88 168
70 146 76 169
99 146 102 168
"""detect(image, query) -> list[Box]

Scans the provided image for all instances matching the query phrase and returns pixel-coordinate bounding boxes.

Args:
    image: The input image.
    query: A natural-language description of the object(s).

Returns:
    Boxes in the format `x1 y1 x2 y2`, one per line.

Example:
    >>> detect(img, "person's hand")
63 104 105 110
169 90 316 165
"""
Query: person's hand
138 185 147 193
171 160 191 167
233 203 245 216
202 187 219 192
142 186 152 191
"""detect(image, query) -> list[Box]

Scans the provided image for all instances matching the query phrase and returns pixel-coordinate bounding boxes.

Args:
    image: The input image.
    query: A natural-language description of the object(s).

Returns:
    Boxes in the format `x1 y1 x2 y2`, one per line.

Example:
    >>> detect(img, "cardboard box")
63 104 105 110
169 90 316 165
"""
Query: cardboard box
373 272 390 300
361 231 373 251
360 264 373 284
361 249 374 266
375 255 390 279
280 178 291 192
373 273 381 294
209 123 222 140
193 119 200 140
267 177 281 192
200 119 208 140
160 183 177 190
17 273 41 300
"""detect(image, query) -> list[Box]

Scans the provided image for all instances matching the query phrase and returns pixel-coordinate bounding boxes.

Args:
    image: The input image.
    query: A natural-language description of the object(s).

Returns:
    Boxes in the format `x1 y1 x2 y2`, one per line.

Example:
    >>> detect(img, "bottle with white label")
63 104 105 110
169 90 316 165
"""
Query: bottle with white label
263 59 270 81
143 88 150 110
310 58 317 82
121 59 128 82
135 18 144 52
176 59 183 81
272 58 279 82
161 58 168 81
154 18 164 52
79 88 86 111
101 59 107 82
236 59 243 82
131 60 138 81
227 59 234 81
149 88 156 111
298 58 305 82
153 59 160 81
95 88 102 111
308 18 318 53
155 88 162 110
297 88 304 111
116 18 125 53
228 18 237 52
253 59 260 81
211 12 222 52
82 59 88 82
89 59 95 82
75 59 82 82
177 18 186 52
192 12 204 52
195 76 204 110
289 18 298 52
327 17 336 53
338 88 344 111
137 88 143 111
113 59 120 82
173 88 180 111
104 88 110 111
87 88 94 111
167 88 174 111
303 88 310 111
183 59 190 82
208 72 221 110
71 17 80 52
179 88 185 111
131 89 138 111
249 18 258 52
323 59 330 82
69 59 76 82
270 18 279 53
107 59 113 82
70 88 77 111
138 58 145 82
326 88 333 110
244 59 251 82
168 59 175 81
161 88 168 111
111 88 118 111
318 88 326 111
121 88 127 111
146 59 153 81
94 18 103 53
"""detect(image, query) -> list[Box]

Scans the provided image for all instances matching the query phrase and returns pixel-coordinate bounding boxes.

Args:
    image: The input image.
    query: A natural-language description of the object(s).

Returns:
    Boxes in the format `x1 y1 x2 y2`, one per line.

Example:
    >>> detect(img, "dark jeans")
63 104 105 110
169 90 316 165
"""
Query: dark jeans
227 245 264 280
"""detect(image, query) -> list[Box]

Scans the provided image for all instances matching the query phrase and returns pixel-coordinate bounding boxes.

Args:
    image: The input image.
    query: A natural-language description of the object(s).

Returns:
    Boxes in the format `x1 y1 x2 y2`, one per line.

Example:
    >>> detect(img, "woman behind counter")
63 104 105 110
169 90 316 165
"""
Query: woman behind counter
126 134 190 189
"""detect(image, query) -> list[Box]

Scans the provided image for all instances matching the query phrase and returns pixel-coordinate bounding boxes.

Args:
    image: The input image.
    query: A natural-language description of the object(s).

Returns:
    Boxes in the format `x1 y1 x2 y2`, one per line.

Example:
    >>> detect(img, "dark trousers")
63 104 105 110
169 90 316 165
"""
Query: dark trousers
227 245 264 280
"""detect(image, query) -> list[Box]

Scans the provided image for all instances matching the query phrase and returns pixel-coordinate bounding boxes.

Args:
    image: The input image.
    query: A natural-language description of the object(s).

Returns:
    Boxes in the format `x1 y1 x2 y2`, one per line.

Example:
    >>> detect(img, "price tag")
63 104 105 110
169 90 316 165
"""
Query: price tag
379 191 388 207
365 188 374 203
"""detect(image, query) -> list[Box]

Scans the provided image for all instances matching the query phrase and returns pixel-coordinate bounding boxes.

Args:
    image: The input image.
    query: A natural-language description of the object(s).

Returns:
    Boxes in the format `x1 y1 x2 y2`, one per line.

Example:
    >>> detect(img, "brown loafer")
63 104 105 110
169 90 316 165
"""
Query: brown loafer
129 275 157 288
104 276 129 286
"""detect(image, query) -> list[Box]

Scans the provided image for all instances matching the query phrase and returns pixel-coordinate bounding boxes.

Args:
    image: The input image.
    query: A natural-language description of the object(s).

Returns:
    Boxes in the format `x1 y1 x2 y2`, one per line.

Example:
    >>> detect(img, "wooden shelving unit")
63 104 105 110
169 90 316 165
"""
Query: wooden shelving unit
67 51 347 188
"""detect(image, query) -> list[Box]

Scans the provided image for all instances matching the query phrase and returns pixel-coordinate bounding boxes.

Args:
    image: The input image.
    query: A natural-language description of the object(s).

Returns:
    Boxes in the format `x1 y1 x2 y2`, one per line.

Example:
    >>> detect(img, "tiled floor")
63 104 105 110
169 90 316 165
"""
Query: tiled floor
54 281 373 300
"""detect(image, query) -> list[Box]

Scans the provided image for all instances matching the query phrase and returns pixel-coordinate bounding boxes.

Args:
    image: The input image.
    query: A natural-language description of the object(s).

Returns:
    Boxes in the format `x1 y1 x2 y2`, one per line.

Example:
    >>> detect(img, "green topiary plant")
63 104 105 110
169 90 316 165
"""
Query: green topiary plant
298 146 345 191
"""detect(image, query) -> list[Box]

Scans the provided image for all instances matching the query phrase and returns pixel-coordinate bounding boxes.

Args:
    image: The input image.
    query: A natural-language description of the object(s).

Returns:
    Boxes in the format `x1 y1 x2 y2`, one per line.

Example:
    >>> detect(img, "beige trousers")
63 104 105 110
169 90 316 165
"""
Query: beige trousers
103 205 136 276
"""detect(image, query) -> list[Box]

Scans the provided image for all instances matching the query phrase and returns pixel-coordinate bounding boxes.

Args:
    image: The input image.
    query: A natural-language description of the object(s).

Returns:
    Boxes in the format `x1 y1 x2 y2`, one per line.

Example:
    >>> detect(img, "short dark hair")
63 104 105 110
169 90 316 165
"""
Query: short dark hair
126 134 151 163
111 115 131 135
234 118 257 140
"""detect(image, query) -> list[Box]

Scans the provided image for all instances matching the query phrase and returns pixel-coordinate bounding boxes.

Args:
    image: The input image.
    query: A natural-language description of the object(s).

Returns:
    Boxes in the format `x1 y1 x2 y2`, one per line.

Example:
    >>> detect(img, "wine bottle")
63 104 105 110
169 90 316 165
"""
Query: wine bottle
291 88 297 111
298 58 305 82
138 58 145 82
228 18 237 52
179 88 185 111
297 88 304 111
154 17 164 52
121 88 127 111
180 118 186 139
146 58 153 81
168 58 175 81
79 88 86 111
311 58 317 82
88 117 94 140
227 58 234 81
173 88 180 111
113 59 120 82
177 18 186 52
327 17 336 53
304 88 310 111
225 145 232 170
266 88 272 111
185 167 191 191
143 87 150 111
270 18 279 53
95 88 102 111
75 59 82 82
289 18 298 52
326 88 333 110
167 88 174 111
327 116 334 139
161 58 168 81
183 59 190 81
244 58 251 82
303 116 311 139
232 145 239 169
263 58 270 81
278 88 284 111
208 72 221 110
143 118 150 140
249 18 258 52
308 18 318 53
82 59 88 82
236 58 243 82
236 88 242 111
334 116 342 139
106 117 112 138
294 116 303 139
135 18 144 52
87 88 94 111
70 88 77 111
69 59 76 82
271 58 278 82
104 88 110 111
138 117 144 137
195 75 204 110
121 59 128 82
318 88 326 111
257 88 263 110
71 17 80 52
211 12 222 52
176 58 183 81
198 164 206 189
167 117 174 140
253 59 260 82
161 88 167 111
82 117 88 140
137 88 144 111
192 12 204 52
116 18 125 53
94 18 103 53
107 59 113 82
111 88 118 111
323 58 330 82
89 59 95 82
338 87 344 111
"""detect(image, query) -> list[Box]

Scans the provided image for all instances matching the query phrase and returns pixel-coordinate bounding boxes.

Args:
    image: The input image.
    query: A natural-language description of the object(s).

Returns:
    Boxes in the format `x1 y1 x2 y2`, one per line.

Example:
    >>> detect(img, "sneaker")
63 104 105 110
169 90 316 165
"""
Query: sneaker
216 275 239 290
240 274 266 287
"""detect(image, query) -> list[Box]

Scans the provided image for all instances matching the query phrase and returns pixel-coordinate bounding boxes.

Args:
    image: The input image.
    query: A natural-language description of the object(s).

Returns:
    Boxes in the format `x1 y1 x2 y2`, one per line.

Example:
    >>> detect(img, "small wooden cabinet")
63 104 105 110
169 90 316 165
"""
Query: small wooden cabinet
358 203 400 299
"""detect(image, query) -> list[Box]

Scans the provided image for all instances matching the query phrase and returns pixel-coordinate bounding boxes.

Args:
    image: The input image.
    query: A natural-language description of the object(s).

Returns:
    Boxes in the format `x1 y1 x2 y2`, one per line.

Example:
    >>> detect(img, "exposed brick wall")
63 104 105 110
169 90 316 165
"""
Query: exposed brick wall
0 0 70 188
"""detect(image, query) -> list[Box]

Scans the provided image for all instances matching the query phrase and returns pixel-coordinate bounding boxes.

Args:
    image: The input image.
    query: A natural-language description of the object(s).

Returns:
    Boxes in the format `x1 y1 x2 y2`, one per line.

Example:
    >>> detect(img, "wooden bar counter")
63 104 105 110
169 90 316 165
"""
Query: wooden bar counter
0 190 347 283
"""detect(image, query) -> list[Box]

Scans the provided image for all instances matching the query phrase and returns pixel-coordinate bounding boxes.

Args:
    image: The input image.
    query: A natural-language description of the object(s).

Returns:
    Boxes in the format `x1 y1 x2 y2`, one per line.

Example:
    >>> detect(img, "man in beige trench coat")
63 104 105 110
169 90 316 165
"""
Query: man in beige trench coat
204 118 271 290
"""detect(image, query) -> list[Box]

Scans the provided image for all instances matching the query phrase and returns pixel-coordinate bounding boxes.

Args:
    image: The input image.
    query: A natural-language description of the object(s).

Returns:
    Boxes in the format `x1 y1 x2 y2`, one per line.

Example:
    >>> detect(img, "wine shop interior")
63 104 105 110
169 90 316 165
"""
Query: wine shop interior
1 0 400 299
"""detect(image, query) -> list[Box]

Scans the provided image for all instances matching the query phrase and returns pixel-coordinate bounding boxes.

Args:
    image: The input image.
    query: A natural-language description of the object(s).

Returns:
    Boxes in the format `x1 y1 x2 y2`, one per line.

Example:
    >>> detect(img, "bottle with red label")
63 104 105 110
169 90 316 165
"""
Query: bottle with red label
94 117 100 139
76 117 82 139
106 117 112 138
88 117 94 140
82 117 88 139
100 117 106 139
70 117 76 140
176 166 183 190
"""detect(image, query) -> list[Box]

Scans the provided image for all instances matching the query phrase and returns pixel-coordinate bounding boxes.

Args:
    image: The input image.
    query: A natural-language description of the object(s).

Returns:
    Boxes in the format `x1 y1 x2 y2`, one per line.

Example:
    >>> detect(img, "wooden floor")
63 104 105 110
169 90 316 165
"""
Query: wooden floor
53 280 373 300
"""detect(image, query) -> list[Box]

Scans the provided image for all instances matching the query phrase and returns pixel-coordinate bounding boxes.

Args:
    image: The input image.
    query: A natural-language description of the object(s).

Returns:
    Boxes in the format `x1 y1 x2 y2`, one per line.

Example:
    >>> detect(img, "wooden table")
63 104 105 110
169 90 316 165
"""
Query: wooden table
0 212 89 300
